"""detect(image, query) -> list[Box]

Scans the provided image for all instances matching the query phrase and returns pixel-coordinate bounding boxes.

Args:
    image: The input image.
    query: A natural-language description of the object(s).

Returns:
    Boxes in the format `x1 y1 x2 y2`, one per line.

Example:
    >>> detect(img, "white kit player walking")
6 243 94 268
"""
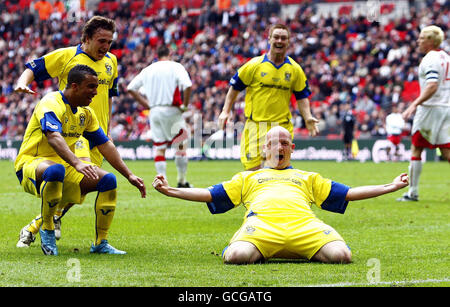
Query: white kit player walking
398 25 450 202
127 45 193 188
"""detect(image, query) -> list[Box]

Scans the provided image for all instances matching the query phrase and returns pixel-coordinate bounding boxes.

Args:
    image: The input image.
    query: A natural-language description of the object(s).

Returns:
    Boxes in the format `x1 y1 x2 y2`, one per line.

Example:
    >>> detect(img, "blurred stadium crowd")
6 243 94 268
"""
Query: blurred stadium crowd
0 0 449 142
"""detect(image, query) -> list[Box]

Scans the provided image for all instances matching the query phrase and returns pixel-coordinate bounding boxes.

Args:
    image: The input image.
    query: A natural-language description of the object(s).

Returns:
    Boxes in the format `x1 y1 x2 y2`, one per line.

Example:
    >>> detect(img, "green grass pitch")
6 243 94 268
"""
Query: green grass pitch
0 159 448 287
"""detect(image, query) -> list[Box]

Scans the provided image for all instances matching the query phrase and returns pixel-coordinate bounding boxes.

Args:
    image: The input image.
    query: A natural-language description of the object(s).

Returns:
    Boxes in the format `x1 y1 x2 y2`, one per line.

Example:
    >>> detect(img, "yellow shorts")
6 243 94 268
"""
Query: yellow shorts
75 137 104 167
18 157 94 205
240 120 293 170
227 215 345 260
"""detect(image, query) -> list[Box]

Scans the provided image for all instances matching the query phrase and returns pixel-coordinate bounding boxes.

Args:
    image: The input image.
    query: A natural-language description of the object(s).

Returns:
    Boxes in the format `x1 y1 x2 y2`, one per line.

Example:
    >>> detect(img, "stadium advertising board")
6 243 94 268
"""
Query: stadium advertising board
0 139 439 162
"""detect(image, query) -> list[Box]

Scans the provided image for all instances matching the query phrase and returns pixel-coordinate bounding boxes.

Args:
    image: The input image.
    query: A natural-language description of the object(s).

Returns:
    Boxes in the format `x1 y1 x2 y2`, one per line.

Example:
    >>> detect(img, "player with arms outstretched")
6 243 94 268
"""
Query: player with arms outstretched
153 126 409 264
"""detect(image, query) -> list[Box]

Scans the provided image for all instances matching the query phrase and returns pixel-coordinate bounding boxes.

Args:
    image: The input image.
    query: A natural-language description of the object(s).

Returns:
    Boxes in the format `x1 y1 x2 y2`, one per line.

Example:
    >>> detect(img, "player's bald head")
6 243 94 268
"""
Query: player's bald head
265 126 292 144
264 126 294 169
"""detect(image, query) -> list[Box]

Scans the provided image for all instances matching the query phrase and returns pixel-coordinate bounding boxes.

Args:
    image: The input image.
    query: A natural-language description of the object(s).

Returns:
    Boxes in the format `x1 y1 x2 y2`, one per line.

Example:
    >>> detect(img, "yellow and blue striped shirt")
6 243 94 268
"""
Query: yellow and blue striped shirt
207 167 350 223
15 91 108 173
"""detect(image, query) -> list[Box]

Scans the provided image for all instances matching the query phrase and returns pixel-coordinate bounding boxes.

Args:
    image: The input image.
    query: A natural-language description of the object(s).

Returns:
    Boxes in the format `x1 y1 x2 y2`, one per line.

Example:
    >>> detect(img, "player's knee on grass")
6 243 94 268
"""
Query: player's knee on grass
328 247 352 264
313 241 352 264
223 241 263 264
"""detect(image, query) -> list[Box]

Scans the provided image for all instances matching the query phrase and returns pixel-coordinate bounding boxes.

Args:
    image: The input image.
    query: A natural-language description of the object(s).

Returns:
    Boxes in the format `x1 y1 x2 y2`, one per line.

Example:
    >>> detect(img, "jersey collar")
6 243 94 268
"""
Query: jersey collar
76 44 99 62
263 165 293 170
262 53 291 69
59 90 78 114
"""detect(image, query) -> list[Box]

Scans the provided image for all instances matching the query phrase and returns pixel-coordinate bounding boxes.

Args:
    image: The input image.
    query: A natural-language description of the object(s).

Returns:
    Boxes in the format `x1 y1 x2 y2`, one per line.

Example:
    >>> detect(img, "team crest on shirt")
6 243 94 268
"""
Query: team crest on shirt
245 225 256 234
284 72 291 81
79 113 86 127
75 139 84 149
261 72 267 77
105 62 112 76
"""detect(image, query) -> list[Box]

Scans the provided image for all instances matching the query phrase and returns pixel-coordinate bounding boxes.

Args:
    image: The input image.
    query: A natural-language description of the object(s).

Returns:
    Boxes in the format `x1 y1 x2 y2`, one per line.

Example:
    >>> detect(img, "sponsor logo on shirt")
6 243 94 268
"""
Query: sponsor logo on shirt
46 122 58 130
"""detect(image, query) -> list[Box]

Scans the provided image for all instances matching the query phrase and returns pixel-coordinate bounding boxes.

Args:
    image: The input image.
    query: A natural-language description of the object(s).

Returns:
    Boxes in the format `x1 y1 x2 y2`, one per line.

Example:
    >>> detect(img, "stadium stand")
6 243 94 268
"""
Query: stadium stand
0 0 449 142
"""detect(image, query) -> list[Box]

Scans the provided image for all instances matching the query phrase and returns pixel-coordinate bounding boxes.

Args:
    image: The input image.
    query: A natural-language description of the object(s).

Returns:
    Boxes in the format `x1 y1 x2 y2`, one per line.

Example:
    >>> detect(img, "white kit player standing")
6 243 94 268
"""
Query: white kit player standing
127 45 193 188
398 25 450 202
385 104 405 161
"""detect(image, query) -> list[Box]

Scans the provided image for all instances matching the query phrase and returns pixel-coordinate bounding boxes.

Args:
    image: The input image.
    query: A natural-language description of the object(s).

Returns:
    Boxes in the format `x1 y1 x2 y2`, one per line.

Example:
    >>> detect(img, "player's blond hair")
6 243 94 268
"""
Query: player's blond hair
420 25 445 48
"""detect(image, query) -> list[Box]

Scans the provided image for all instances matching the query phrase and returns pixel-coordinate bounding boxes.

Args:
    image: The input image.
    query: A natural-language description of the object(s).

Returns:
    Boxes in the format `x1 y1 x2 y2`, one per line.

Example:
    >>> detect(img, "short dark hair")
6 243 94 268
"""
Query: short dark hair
81 16 115 42
67 64 97 87
157 45 170 58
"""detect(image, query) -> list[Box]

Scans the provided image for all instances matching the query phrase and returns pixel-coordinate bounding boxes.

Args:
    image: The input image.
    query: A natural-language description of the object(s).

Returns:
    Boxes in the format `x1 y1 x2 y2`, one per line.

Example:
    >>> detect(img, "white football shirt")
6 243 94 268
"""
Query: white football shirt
418 50 450 107
386 112 405 135
127 60 192 108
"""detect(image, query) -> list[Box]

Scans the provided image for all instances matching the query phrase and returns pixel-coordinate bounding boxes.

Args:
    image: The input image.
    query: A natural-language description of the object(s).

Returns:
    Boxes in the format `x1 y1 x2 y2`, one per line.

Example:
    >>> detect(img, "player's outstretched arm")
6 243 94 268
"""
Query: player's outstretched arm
153 174 213 202
14 68 36 94
345 173 409 201
97 141 146 198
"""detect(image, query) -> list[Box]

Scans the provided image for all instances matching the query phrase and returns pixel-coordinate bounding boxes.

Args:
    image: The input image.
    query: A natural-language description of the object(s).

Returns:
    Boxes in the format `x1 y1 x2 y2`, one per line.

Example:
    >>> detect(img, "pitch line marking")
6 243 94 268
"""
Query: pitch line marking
303 278 450 287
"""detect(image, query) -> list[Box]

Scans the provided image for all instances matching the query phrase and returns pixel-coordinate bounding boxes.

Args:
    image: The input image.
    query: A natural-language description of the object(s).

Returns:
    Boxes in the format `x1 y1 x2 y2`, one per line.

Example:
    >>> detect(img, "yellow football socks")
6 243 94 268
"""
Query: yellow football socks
94 188 116 245
40 180 63 231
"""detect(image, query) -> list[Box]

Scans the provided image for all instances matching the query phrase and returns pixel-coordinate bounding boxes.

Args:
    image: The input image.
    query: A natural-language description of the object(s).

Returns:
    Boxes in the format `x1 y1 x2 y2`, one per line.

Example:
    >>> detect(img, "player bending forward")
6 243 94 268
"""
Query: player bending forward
153 126 409 264
14 65 146 255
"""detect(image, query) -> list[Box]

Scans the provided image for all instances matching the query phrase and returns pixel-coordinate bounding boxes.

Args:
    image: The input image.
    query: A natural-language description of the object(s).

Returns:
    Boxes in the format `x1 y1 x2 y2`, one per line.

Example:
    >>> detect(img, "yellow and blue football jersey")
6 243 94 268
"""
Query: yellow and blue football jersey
207 166 350 220
210 166 351 260
14 90 109 174
25 44 118 133
230 54 310 123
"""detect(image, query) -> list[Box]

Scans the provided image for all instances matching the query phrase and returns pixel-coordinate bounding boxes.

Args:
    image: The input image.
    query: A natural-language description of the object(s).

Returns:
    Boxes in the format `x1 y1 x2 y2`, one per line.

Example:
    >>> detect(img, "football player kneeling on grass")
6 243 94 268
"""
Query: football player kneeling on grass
153 126 409 264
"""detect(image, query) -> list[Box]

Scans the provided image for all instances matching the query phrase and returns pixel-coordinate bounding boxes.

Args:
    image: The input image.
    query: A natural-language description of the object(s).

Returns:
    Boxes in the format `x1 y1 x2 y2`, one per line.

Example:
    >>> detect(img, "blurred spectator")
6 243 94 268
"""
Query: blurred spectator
34 0 52 21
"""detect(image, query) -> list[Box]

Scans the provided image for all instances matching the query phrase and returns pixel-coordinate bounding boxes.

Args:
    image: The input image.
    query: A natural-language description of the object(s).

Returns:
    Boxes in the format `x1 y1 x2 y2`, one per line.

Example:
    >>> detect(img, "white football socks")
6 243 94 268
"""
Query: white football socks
155 160 167 178
408 159 422 197
175 155 188 184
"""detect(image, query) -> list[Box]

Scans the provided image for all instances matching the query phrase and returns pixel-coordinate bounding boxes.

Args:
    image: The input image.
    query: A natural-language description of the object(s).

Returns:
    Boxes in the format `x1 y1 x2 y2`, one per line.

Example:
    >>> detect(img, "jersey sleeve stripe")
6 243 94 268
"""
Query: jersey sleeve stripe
26 57 52 82
206 183 235 214
320 181 350 214
83 127 109 149
109 77 119 97
293 80 312 99
229 73 246 91
40 112 62 133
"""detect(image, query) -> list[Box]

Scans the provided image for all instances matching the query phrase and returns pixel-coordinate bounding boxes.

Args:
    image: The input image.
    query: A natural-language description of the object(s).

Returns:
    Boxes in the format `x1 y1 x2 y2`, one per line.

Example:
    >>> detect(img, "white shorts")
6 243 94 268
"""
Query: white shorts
150 106 188 149
412 105 450 145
